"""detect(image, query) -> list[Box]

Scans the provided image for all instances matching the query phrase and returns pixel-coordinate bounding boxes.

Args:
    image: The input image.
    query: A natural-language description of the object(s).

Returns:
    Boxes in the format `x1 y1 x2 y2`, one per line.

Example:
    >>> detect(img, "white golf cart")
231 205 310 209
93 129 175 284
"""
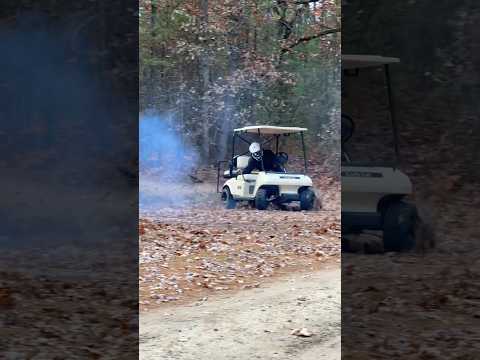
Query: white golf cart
342 55 419 252
217 126 316 211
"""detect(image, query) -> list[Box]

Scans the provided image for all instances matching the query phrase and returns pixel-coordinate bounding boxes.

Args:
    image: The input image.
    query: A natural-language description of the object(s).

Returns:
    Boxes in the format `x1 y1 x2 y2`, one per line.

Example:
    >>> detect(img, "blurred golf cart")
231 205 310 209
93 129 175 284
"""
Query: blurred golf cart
342 55 421 252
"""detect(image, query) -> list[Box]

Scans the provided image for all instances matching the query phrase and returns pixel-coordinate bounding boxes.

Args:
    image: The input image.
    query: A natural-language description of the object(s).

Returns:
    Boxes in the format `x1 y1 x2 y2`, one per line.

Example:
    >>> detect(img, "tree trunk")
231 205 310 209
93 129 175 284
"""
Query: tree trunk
199 0 211 161
147 0 157 108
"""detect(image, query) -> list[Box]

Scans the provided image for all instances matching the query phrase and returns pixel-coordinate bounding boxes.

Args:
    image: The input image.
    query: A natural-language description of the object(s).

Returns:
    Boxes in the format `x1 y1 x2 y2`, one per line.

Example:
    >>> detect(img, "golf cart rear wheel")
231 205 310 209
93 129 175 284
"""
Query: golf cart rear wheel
221 187 237 209
299 188 315 211
383 202 417 251
255 188 269 210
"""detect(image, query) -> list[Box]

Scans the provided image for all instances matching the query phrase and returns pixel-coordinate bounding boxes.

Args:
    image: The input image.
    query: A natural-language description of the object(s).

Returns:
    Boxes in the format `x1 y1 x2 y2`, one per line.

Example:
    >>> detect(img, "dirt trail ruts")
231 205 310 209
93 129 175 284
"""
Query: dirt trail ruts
140 268 340 360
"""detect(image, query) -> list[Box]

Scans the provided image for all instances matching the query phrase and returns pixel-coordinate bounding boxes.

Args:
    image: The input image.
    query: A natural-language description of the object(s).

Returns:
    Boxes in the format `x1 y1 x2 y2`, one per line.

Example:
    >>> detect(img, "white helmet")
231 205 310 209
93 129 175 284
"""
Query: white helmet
249 142 263 161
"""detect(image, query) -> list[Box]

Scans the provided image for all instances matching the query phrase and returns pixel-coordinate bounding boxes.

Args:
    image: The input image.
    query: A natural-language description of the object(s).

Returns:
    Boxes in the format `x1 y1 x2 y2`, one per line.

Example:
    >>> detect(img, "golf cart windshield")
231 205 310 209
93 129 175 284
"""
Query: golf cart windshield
342 55 400 167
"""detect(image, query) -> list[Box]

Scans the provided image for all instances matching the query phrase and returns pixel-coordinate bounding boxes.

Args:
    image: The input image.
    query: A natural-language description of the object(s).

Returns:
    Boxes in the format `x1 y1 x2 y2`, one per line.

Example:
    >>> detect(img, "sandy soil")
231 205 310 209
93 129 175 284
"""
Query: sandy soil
139 165 341 359
140 267 340 360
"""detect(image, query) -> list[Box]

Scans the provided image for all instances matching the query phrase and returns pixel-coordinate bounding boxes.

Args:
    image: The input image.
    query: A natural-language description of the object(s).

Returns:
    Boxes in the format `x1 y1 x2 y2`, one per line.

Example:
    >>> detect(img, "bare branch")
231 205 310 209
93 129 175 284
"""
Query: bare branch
294 0 320 4
281 27 340 53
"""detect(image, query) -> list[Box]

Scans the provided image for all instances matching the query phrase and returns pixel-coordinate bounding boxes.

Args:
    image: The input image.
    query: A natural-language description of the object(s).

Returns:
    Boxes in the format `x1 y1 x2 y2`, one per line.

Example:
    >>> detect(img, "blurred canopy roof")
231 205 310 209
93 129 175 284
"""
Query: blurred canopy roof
342 55 400 69
234 125 308 135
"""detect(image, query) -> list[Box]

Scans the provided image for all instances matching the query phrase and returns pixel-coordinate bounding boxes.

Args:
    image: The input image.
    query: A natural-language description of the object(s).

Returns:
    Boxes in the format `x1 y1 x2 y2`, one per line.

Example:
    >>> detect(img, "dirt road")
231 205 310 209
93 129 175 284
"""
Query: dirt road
140 267 340 360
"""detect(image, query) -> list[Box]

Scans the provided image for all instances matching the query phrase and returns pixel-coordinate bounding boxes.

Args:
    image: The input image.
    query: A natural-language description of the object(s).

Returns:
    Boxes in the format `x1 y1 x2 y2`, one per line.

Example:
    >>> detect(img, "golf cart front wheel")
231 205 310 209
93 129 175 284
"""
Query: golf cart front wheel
383 202 417 251
221 187 237 209
299 188 315 210
255 188 269 210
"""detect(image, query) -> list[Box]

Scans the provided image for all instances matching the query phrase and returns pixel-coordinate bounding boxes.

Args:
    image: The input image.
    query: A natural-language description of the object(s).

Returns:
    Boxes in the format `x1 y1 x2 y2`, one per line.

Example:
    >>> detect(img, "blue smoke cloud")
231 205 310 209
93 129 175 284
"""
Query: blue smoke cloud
0 11 137 246
139 112 197 175
139 112 199 209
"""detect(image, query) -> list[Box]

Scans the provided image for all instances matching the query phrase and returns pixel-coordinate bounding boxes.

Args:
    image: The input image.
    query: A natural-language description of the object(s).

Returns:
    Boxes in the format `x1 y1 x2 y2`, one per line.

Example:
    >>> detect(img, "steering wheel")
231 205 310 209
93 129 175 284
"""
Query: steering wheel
341 114 355 145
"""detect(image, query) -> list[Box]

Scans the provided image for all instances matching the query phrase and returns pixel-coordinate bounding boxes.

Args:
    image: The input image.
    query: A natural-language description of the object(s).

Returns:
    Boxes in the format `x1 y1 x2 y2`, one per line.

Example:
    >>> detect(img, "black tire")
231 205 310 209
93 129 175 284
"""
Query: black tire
299 188 315 210
255 188 269 210
382 201 417 251
221 187 237 209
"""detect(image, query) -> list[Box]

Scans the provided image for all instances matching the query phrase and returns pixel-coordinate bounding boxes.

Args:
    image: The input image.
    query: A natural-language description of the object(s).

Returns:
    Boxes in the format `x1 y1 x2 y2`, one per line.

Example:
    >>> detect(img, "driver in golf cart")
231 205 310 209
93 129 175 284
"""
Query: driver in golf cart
241 142 285 174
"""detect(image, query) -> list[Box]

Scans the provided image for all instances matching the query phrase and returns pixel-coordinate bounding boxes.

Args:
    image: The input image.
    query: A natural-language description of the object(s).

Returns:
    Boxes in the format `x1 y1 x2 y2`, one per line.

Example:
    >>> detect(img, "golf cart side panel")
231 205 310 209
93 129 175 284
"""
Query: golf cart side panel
253 172 313 195
342 166 412 194
342 166 412 212
225 172 313 201
224 177 256 199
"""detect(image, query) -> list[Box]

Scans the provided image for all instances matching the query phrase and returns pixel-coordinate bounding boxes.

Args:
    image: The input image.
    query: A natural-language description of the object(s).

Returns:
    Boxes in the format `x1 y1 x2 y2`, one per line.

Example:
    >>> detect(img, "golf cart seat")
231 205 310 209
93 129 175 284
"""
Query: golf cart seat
223 155 250 178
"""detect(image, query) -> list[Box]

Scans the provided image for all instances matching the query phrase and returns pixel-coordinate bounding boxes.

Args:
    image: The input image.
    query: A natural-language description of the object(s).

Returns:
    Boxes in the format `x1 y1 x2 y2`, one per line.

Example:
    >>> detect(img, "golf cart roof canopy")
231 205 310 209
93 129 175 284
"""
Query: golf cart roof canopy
342 55 400 69
234 125 308 135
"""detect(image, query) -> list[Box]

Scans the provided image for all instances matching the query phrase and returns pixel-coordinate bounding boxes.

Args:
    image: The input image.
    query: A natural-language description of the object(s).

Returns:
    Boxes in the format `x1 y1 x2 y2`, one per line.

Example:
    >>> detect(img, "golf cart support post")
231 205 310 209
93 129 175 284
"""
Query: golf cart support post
342 55 401 164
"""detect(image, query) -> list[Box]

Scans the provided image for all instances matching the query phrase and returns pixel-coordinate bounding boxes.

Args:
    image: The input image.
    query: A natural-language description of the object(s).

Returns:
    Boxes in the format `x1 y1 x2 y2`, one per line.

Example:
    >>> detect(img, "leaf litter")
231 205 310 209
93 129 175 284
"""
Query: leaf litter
342 181 480 359
140 171 340 311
